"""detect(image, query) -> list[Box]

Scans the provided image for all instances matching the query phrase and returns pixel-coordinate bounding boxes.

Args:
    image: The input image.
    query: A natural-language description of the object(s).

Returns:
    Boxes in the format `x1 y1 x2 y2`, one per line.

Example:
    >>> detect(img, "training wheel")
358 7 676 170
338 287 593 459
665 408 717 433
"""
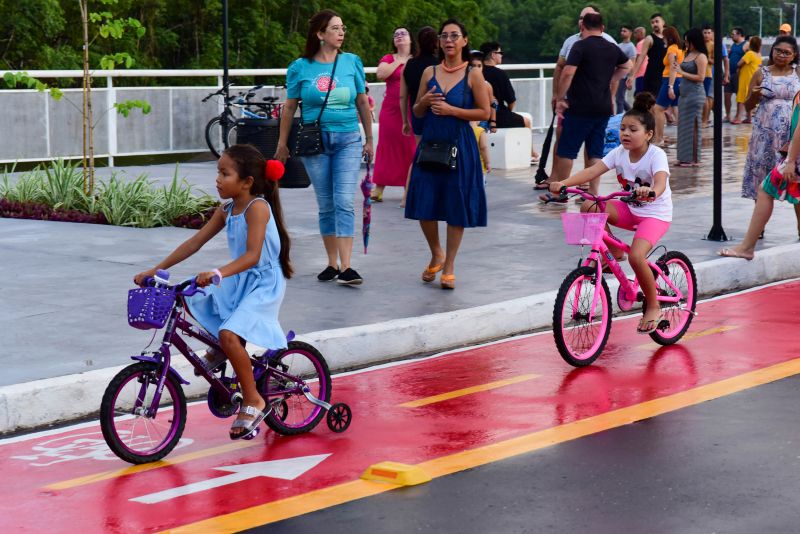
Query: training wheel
326 403 352 433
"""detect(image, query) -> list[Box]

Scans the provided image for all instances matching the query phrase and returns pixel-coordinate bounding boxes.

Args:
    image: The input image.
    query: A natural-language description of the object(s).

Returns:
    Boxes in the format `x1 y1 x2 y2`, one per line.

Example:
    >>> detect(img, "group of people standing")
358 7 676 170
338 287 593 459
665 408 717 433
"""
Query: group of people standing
274 10 527 289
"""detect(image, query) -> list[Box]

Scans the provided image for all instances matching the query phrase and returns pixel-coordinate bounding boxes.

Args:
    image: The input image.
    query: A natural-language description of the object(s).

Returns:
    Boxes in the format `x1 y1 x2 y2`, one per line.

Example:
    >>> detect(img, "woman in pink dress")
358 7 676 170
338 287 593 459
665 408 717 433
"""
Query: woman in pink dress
371 27 418 202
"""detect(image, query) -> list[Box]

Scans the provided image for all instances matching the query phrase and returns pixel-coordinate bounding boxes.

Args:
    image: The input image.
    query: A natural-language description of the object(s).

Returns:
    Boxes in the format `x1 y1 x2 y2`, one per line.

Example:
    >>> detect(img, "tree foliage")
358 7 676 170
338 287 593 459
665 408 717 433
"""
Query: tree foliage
0 0 788 74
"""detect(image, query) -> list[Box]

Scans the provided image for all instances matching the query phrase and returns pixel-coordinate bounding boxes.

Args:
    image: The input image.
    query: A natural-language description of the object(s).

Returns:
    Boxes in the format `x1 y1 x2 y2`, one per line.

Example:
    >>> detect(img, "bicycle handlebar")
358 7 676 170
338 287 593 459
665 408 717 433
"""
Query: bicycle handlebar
139 273 219 297
560 186 656 203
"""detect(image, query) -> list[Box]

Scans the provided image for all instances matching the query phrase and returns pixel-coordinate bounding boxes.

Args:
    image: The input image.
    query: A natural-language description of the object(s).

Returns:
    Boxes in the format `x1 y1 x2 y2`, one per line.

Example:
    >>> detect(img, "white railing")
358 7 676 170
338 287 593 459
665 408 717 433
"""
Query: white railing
1 64 556 165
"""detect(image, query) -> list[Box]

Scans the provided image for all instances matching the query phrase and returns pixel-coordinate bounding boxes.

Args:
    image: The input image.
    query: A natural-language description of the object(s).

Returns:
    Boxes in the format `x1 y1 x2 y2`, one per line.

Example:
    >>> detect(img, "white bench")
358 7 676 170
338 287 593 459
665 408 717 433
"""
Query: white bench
487 127 532 170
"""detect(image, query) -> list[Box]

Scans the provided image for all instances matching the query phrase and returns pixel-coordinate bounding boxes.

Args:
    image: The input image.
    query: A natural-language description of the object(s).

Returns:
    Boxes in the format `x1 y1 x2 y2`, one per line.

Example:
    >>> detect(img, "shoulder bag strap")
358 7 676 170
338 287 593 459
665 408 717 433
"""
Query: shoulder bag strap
462 65 472 109
315 53 339 124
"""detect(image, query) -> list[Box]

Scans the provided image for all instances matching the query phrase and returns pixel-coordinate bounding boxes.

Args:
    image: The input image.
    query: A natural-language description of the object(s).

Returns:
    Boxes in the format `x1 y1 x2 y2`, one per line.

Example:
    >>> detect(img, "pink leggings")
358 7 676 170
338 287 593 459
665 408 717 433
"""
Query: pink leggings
607 200 671 247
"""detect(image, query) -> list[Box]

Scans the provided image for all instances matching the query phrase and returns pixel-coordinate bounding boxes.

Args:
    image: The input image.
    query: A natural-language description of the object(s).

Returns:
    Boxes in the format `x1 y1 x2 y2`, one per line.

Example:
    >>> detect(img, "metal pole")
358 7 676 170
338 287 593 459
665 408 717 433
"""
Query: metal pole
690 0 694 27
708 0 728 241
772 7 783 27
222 0 229 98
751 6 763 38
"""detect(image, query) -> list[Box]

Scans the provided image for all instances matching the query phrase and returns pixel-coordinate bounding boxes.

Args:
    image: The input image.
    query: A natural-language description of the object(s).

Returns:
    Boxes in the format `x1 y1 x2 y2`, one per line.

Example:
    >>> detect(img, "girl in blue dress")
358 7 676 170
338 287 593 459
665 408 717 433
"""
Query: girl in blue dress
135 144 293 439
405 19 491 290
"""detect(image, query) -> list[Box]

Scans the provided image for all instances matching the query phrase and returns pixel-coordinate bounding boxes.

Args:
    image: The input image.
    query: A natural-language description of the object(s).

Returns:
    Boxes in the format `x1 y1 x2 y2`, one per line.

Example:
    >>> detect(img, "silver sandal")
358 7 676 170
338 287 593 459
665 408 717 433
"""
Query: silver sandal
193 347 226 376
229 405 268 440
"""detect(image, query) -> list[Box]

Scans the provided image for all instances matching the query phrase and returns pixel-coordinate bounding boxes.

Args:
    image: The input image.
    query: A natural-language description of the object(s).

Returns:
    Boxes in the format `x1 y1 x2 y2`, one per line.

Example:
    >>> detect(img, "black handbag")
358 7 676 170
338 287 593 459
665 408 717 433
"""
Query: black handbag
415 66 471 172
416 142 459 171
294 54 339 157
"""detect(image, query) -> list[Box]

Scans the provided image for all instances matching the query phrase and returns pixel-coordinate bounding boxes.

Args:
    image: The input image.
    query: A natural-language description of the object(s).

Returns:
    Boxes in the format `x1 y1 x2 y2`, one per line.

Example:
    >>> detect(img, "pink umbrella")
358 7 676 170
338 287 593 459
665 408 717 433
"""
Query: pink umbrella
360 161 374 254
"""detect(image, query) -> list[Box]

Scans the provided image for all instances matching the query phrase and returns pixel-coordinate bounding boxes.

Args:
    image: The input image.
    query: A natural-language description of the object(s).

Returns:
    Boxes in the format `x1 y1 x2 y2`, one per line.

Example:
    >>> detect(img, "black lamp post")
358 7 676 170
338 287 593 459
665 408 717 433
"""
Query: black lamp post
708 0 728 241
222 0 230 100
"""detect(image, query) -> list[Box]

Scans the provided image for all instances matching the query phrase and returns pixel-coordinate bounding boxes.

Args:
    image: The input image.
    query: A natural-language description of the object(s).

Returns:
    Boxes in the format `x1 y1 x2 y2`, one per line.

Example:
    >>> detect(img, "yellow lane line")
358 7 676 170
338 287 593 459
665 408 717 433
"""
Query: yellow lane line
638 325 739 351
46 440 258 491
163 357 800 533
398 374 540 408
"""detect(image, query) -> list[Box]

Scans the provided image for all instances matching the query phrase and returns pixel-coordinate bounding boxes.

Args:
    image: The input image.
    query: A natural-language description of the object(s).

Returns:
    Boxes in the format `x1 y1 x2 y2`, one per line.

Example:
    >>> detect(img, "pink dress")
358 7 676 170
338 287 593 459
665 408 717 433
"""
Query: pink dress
373 54 417 187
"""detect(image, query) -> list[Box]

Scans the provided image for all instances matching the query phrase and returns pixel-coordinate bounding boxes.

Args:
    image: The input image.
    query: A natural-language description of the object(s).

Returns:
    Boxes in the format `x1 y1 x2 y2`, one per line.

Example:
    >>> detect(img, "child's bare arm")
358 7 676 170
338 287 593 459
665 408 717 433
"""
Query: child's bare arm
135 207 226 284
479 132 491 172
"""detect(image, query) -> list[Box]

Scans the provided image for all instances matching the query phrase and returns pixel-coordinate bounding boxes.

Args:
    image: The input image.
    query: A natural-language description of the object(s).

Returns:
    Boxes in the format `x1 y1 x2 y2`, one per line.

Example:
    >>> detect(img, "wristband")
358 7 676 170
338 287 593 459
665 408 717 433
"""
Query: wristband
212 268 223 285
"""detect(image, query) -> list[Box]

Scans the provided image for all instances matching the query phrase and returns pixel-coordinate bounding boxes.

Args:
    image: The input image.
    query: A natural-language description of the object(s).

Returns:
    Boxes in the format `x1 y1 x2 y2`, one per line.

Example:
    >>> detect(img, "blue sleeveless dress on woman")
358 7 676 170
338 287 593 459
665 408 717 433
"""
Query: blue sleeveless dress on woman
186 198 287 350
404 68 487 227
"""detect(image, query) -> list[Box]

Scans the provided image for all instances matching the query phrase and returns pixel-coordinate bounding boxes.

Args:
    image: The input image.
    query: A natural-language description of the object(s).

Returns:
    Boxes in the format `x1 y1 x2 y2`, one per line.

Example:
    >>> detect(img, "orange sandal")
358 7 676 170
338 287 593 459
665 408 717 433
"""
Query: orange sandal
421 263 444 283
440 274 455 290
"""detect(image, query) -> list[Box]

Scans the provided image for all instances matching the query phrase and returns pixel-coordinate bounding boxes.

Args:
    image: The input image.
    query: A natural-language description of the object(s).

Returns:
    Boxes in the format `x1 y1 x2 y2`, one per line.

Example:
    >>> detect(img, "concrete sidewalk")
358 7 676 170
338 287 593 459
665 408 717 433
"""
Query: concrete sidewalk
3 123 800 432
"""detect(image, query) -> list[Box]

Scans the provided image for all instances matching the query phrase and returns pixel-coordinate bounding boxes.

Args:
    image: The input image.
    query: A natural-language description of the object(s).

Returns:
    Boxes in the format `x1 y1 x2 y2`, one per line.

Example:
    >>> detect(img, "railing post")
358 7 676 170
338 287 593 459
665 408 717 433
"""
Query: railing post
106 76 116 167
539 67 547 129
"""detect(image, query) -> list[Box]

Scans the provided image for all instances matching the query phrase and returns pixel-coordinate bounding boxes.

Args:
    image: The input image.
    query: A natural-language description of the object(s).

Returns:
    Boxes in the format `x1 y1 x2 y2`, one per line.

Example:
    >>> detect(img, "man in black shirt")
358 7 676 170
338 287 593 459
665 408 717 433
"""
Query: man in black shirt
479 41 530 129
546 12 631 198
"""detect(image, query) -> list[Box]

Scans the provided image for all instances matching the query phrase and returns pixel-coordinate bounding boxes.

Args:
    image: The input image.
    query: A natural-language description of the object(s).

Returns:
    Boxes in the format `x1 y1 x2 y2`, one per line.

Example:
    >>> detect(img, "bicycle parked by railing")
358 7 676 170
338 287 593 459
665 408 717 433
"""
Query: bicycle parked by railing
552 187 697 367
100 270 351 464
203 82 284 158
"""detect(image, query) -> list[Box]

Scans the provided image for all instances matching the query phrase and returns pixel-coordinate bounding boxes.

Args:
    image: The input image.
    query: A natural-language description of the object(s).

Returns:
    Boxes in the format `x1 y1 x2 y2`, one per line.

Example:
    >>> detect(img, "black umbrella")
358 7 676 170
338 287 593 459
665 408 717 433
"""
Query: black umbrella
534 113 556 187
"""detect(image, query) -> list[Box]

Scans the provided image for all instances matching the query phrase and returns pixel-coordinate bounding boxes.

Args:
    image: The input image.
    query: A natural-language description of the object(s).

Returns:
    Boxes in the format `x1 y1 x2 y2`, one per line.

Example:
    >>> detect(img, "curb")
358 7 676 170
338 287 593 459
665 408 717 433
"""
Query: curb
3 244 800 434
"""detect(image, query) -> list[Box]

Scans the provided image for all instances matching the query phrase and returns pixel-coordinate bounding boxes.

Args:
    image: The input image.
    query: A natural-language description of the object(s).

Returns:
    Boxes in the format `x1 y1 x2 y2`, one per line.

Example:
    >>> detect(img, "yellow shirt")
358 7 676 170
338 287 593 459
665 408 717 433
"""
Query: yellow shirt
705 41 714 77
662 44 685 77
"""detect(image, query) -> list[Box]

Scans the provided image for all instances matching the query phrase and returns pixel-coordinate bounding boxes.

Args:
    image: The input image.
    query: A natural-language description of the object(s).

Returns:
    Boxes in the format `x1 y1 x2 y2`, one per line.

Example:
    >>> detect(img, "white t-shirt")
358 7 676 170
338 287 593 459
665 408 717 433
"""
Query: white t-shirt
601 144 673 222
559 32 617 60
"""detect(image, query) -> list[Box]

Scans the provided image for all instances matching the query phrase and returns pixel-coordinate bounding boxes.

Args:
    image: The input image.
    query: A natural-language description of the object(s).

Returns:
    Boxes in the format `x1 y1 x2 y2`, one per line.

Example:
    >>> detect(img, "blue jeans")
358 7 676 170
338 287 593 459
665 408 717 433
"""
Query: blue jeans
301 131 362 237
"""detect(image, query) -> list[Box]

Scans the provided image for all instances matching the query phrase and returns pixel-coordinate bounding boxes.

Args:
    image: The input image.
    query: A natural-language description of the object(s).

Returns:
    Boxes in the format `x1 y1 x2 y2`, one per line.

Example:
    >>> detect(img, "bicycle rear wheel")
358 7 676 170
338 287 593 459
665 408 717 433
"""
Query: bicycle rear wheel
553 266 612 367
205 116 232 158
100 362 187 464
259 341 332 435
648 251 697 345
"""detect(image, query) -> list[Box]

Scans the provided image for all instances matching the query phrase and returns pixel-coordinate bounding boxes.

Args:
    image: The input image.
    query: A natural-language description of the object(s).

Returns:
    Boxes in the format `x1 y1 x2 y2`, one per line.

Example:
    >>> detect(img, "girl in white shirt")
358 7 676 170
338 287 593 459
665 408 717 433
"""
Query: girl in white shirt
550 93 672 334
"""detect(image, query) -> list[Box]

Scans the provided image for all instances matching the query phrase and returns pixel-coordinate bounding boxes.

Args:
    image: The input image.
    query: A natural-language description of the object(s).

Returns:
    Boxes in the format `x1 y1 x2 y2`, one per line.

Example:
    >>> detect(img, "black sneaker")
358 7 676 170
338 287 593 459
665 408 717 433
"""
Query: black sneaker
336 268 363 285
317 266 340 281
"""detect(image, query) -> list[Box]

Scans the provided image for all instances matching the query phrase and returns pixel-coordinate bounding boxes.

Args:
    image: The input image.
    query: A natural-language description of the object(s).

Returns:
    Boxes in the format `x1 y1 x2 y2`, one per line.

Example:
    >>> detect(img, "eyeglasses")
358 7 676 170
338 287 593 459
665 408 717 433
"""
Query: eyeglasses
438 32 462 41
327 25 347 34
774 48 795 56
393 30 409 38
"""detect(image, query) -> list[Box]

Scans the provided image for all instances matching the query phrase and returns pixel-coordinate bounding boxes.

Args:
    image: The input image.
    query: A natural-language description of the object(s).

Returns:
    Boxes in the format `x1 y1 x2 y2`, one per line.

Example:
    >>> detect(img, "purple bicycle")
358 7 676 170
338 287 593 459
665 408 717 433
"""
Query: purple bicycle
552 187 697 367
100 270 351 464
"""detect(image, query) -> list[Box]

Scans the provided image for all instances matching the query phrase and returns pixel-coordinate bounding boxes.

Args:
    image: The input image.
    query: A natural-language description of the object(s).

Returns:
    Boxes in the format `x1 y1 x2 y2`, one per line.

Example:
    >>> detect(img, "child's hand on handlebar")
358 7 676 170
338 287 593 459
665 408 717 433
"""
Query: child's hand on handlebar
549 181 565 194
134 268 157 286
196 271 218 287
635 185 655 201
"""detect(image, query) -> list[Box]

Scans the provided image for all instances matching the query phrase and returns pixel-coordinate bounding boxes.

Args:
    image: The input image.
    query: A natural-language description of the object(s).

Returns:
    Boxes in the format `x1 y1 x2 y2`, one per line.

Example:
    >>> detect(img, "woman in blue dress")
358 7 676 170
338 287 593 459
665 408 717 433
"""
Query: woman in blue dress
405 19 491 290
135 144 293 439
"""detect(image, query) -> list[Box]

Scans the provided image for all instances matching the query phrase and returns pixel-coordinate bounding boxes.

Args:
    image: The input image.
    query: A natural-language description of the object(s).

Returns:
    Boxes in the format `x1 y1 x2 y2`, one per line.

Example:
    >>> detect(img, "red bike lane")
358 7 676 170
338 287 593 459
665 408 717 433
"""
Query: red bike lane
2 281 799 533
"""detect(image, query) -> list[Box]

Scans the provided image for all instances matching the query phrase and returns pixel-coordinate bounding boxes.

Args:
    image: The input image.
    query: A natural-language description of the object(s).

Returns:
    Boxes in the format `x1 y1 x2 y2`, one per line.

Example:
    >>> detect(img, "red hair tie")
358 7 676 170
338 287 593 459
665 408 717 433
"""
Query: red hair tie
265 159 285 182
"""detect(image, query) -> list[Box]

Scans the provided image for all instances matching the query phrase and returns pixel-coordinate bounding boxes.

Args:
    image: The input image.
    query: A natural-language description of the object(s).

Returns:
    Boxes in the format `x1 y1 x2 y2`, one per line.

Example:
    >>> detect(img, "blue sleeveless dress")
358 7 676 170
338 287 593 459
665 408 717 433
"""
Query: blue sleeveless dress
186 198 287 349
404 68 487 227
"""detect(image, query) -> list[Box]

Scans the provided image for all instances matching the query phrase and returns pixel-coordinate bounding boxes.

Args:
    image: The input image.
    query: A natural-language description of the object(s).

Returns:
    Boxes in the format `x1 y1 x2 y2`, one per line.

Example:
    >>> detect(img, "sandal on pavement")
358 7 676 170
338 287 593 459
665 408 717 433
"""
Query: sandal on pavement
533 181 551 190
539 192 568 204
730 119 742 125
230 404 268 440
440 274 456 290
370 192 383 202
637 314 664 335
422 263 444 283
717 247 754 261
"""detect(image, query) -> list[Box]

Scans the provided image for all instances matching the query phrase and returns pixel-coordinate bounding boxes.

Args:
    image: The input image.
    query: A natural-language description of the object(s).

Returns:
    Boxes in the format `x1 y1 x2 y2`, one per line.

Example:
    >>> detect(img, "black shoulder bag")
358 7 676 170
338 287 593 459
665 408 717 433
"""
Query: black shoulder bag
294 54 339 157
416 66 471 172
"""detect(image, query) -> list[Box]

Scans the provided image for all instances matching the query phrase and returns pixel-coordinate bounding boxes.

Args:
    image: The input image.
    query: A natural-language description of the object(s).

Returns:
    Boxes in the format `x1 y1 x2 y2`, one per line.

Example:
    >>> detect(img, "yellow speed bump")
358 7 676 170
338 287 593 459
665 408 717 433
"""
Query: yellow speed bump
361 461 431 486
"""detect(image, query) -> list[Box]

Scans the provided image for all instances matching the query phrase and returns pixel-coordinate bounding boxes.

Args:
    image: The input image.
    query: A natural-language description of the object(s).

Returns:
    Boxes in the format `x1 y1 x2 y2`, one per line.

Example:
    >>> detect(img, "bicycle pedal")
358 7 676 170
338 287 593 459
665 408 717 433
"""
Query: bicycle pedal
242 427 261 440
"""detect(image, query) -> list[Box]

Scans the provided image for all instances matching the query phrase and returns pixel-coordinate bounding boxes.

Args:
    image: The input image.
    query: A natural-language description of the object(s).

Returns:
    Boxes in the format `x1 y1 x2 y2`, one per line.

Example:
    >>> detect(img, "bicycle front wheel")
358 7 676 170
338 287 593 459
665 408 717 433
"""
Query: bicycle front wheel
100 362 187 464
260 341 332 435
553 266 612 367
648 251 697 345
205 116 231 159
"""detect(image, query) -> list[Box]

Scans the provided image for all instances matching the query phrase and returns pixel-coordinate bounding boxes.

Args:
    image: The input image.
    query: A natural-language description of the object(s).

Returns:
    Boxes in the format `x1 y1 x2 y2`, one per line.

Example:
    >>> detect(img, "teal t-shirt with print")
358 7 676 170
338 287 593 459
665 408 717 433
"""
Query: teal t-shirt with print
286 52 366 133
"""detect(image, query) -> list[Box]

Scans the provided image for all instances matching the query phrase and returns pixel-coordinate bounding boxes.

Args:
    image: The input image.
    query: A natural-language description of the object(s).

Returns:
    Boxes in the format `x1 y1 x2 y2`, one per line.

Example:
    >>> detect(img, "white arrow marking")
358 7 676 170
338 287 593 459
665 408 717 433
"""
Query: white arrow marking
130 453 331 504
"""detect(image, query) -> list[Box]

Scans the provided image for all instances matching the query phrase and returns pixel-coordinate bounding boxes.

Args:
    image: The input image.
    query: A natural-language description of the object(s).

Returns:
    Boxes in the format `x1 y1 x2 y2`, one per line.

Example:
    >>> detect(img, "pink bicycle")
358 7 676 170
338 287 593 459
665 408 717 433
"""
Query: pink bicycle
552 187 697 367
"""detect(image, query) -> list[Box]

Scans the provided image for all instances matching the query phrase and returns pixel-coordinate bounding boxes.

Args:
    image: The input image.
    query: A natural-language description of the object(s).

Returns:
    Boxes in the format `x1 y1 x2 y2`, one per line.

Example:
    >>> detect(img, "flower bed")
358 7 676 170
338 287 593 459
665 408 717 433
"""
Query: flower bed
1 161 218 229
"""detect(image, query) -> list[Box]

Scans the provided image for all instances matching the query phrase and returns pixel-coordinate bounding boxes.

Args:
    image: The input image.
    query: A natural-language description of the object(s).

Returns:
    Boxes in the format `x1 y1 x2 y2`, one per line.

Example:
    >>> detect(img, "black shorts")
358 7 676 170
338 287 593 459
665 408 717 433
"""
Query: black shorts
494 106 526 128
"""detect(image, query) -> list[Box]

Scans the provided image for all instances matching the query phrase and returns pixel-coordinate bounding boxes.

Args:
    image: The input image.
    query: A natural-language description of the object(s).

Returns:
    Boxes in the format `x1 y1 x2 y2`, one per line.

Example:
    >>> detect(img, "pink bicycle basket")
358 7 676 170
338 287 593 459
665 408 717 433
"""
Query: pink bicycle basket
560 212 609 246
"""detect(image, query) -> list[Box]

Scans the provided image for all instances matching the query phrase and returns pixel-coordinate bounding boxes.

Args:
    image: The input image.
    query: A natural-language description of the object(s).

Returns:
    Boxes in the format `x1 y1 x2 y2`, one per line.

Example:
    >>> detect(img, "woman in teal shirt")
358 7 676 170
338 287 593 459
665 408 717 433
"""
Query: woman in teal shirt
275 9 373 285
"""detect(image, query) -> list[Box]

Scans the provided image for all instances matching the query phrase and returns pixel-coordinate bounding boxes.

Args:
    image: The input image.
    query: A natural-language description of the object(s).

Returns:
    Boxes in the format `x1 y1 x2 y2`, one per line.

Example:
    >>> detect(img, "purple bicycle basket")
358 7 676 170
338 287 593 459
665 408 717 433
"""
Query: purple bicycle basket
127 287 176 330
